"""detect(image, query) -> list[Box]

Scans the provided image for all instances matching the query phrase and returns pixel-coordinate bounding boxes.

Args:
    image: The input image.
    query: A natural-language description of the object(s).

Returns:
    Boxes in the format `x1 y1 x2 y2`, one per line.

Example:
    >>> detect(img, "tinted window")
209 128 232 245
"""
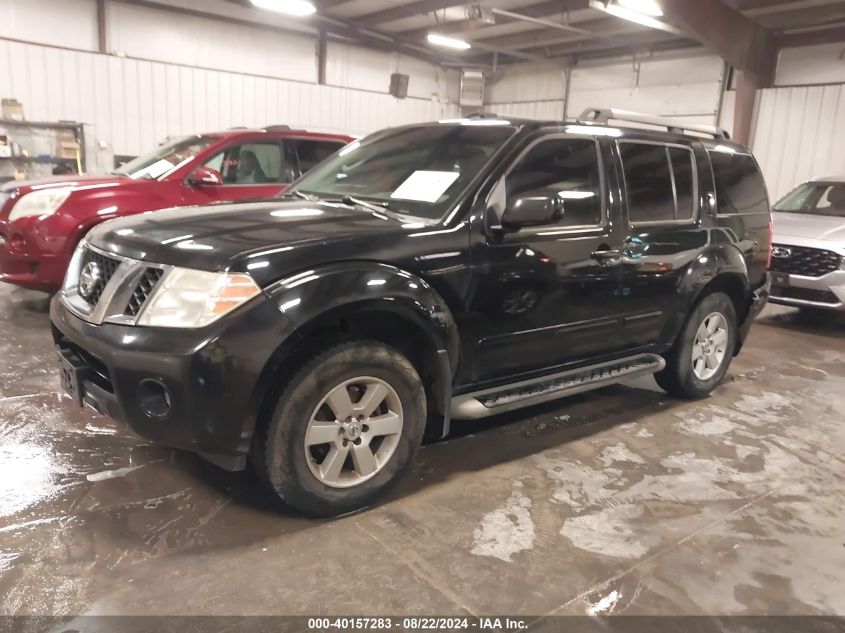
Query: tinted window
506 138 603 227
669 147 695 220
709 151 768 215
296 139 345 173
205 142 295 185
774 182 845 218
620 143 676 222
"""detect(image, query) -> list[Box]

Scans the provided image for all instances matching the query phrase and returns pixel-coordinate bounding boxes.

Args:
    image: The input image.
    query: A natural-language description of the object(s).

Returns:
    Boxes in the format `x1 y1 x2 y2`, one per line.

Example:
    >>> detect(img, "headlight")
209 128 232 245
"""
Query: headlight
137 268 261 328
9 189 72 222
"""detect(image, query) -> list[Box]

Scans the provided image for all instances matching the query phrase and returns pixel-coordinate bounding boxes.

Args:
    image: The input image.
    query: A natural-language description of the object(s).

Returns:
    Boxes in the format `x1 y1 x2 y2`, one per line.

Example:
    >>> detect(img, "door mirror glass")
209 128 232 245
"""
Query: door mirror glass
502 193 562 228
188 166 223 187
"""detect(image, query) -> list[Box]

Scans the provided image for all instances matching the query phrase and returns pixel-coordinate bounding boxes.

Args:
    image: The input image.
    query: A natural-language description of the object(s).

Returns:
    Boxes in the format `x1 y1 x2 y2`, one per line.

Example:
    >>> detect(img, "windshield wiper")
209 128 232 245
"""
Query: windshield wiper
341 195 390 215
284 190 319 201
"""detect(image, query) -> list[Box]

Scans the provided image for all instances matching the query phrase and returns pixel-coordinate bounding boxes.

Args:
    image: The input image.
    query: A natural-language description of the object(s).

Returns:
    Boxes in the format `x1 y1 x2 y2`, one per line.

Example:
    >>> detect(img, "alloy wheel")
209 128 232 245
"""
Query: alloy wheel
691 312 729 381
304 377 403 488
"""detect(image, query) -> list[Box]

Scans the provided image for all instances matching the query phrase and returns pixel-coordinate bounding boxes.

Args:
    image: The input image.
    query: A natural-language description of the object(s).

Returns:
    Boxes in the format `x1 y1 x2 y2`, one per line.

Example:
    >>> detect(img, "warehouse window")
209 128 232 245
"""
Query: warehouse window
709 151 769 215
620 142 697 223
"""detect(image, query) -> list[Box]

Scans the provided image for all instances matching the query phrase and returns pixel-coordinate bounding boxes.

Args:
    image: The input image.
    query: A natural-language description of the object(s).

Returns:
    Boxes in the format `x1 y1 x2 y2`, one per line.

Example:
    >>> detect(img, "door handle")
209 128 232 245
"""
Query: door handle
591 249 622 265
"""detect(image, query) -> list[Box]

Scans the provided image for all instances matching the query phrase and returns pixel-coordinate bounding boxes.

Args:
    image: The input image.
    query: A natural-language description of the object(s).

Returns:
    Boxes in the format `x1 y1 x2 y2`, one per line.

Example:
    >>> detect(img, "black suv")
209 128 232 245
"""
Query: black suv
51 109 771 516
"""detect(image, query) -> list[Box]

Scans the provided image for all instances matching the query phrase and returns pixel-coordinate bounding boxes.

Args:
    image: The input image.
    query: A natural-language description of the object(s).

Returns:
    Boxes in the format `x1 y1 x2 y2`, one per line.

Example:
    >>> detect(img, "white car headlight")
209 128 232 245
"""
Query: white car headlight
9 188 72 222
137 268 261 328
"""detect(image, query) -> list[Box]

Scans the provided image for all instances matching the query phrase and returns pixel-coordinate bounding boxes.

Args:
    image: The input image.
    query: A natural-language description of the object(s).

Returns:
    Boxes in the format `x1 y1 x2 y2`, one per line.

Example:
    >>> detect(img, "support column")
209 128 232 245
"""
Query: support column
733 70 761 146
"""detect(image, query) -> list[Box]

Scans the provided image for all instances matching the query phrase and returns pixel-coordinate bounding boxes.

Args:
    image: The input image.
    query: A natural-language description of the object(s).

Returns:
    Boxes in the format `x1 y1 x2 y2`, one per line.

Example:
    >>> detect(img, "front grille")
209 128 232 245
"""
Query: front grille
125 267 164 317
769 244 841 277
771 285 840 305
79 248 121 306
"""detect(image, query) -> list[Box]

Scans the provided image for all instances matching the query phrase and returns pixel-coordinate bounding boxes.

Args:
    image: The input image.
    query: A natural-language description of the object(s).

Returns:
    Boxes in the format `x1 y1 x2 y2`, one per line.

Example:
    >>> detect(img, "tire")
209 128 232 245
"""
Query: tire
254 340 426 517
655 292 737 399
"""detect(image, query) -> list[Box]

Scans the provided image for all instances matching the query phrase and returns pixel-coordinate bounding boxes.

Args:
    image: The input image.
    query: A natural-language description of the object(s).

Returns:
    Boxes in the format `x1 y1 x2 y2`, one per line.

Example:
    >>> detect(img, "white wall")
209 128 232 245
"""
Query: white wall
568 54 725 125
0 0 97 50
751 84 845 200
747 45 845 200
776 44 845 86
483 54 726 127
0 0 459 171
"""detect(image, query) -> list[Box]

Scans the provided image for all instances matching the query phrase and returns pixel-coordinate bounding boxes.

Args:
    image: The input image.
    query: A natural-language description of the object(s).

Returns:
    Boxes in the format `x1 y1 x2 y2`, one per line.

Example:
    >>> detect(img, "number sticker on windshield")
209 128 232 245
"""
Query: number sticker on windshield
390 170 460 203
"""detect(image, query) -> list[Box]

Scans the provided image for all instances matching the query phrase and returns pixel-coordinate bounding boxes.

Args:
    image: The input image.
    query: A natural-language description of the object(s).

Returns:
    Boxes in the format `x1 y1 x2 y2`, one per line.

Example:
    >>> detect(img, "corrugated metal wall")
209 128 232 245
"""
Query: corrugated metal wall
0 39 459 171
751 84 845 200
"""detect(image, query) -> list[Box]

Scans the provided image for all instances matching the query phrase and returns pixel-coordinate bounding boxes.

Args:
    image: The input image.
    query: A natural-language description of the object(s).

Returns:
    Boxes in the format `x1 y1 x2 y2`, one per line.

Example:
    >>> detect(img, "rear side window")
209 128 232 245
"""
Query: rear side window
619 142 696 223
296 139 346 173
709 151 768 215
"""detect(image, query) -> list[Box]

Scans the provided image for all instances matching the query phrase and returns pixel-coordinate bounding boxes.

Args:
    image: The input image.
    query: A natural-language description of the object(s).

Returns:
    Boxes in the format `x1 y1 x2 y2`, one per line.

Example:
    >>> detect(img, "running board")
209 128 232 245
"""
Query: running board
451 353 665 420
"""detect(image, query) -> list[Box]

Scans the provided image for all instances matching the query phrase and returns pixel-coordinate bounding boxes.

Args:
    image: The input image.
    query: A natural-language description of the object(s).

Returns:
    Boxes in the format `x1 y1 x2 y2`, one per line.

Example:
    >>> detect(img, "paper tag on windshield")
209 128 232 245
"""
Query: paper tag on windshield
134 158 175 180
391 171 460 203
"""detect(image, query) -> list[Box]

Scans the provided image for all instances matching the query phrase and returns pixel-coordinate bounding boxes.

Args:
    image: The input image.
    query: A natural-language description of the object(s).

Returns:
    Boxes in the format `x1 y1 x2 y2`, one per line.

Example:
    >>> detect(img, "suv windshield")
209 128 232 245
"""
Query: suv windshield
114 135 219 180
290 123 517 220
774 182 845 218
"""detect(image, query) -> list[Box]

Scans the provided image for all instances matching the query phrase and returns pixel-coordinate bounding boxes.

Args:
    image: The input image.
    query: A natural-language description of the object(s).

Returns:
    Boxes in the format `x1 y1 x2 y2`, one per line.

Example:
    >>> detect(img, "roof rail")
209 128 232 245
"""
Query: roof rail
263 124 292 131
466 111 500 119
577 107 730 140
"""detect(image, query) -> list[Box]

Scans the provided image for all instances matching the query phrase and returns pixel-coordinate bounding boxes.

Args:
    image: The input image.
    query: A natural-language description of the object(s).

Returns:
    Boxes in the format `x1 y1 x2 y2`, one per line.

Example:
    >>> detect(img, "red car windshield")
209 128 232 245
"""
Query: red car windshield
114 135 219 180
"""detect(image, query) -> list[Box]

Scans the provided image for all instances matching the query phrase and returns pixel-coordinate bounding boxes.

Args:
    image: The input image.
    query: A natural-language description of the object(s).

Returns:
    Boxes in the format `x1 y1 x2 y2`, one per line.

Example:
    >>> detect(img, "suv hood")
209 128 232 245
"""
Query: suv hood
87 198 415 280
773 211 845 244
0 173 128 195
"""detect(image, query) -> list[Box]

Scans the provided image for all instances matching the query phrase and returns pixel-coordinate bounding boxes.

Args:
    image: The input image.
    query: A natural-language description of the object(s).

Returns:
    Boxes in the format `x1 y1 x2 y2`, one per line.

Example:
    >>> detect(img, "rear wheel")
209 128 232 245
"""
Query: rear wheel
655 292 737 399
254 340 426 517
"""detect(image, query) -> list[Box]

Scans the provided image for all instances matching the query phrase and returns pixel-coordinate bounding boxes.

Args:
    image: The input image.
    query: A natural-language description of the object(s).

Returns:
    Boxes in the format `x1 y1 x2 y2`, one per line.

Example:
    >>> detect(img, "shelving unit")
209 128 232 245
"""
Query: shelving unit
0 119 86 184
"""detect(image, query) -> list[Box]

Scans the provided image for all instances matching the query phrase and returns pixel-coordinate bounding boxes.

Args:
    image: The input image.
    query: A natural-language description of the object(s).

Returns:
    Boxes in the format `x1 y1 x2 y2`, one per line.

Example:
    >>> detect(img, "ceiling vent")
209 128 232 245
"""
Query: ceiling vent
460 70 485 107
465 4 495 24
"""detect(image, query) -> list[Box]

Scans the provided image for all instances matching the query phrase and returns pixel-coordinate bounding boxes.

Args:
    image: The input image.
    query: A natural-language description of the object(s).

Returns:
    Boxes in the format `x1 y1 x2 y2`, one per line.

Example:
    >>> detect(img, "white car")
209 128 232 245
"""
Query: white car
770 176 845 312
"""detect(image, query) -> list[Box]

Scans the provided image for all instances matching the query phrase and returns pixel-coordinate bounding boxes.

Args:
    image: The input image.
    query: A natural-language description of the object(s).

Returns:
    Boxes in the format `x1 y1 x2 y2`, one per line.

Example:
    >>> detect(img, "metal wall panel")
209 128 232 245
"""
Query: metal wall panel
0 39 459 172
751 84 845 200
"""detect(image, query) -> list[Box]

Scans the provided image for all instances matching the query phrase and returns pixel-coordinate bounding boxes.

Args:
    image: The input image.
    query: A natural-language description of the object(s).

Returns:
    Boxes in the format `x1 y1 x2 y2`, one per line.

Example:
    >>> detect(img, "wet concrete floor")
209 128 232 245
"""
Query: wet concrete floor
1 282 844 618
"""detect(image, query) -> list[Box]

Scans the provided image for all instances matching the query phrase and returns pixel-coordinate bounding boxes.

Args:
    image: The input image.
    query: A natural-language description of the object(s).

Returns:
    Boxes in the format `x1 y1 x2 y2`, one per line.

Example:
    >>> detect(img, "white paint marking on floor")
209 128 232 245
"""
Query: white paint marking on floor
599 443 645 467
471 481 536 562
586 589 621 616
86 465 142 482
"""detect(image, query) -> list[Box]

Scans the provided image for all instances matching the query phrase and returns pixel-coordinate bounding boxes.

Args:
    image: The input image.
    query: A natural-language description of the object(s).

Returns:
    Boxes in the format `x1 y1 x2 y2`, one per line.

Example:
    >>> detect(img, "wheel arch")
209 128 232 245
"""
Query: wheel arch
248 262 459 448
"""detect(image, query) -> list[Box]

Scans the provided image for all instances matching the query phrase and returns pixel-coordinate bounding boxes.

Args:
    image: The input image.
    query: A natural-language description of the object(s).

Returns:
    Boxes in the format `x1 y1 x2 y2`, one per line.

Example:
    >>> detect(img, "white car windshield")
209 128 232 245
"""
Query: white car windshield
774 182 845 218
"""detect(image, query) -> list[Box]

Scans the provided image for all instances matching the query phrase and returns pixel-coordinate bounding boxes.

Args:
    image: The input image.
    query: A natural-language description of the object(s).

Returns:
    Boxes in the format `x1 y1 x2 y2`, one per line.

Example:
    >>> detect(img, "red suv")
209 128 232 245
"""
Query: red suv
0 127 352 291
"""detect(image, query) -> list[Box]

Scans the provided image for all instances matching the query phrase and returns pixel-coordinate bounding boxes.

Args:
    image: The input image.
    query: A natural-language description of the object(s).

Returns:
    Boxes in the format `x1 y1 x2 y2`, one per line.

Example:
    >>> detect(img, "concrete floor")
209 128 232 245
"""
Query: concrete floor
1 282 844 619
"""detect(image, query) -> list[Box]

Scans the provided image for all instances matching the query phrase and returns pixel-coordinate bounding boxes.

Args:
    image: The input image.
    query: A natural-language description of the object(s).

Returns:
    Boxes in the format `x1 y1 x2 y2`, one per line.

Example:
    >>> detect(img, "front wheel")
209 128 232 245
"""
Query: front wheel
254 340 426 517
655 292 737 399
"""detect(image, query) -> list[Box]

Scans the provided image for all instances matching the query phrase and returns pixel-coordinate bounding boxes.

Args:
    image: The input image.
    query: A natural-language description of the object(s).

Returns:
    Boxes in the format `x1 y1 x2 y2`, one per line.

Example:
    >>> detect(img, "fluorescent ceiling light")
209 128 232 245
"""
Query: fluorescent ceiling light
427 33 471 50
603 3 669 30
250 0 316 17
616 0 663 17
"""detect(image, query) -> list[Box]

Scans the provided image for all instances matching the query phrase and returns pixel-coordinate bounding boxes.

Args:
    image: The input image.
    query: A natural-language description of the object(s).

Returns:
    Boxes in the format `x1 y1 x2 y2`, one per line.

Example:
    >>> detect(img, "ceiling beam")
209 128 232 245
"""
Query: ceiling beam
778 24 845 47
395 0 591 38
355 0 467 28
657 0 777 85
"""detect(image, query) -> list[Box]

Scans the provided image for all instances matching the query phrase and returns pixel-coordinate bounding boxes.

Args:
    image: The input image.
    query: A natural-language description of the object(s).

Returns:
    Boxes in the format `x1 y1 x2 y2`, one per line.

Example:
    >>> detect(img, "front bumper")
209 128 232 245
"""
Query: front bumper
769 269 845 312
50 292 295 469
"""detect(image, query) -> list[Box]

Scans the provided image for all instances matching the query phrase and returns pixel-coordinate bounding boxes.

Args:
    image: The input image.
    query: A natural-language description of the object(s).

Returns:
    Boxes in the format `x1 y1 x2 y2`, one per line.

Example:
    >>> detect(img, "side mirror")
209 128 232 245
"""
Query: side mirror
502 193 562 229
187 166 223 187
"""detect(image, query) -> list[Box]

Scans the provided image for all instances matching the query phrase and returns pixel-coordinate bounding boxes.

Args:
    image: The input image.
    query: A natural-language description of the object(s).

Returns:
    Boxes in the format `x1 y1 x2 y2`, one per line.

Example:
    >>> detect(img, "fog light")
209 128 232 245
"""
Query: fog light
138 379 172 419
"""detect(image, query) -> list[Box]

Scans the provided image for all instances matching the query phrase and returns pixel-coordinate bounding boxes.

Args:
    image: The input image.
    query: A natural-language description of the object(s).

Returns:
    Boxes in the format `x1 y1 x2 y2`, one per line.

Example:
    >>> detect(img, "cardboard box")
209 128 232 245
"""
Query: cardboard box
58 140 80 160
2 98 25 121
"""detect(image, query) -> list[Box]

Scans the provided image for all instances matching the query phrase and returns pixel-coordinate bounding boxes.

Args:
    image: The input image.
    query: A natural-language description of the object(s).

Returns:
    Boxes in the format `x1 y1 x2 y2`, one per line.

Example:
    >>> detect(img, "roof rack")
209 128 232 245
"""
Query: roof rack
577 107 730 140
466 111 500 119
263 124 292 131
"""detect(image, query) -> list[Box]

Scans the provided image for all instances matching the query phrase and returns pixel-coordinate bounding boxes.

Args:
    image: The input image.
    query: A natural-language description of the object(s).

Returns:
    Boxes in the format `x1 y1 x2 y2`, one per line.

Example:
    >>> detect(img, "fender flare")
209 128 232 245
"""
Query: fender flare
259 261 459 437
664 243 751 346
